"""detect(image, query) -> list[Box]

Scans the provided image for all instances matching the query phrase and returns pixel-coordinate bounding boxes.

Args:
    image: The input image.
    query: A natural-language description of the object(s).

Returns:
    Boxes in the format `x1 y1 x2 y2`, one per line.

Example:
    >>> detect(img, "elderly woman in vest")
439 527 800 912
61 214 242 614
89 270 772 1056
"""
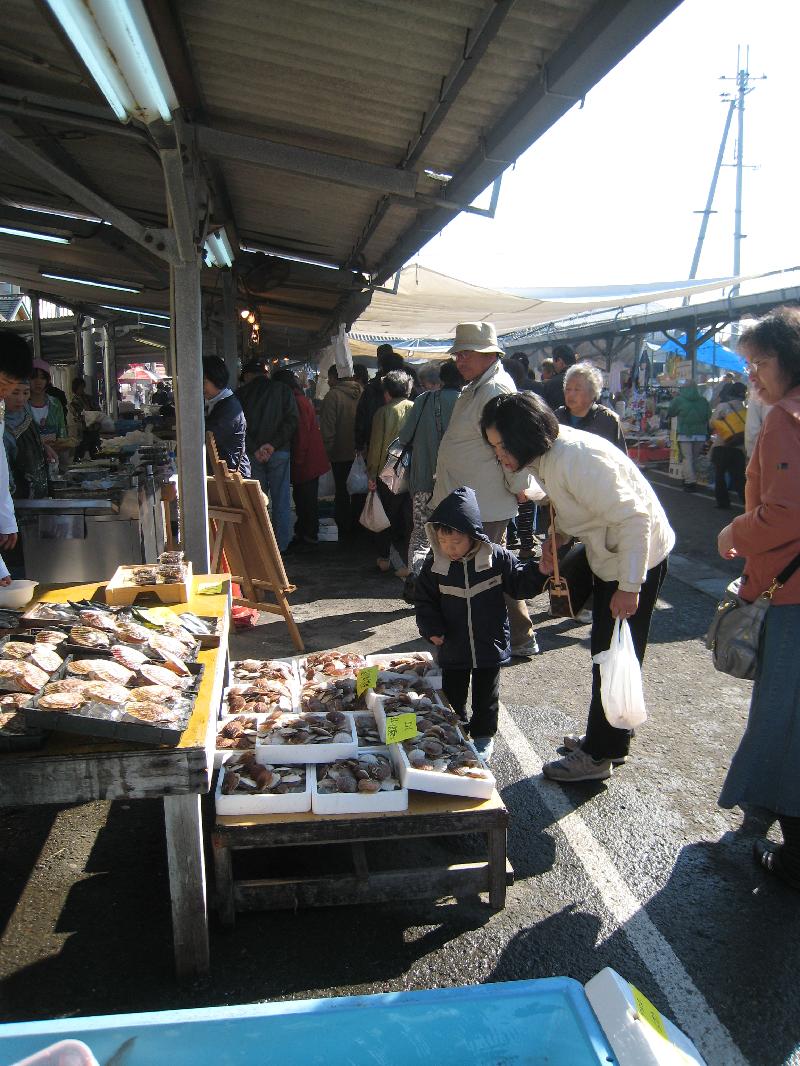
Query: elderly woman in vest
480 391 674 783
555 362 626 452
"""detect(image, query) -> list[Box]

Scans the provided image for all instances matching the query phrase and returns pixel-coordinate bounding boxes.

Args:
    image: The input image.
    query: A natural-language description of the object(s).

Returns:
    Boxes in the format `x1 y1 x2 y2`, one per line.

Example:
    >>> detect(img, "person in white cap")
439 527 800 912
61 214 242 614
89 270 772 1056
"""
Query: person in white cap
429 322 538 658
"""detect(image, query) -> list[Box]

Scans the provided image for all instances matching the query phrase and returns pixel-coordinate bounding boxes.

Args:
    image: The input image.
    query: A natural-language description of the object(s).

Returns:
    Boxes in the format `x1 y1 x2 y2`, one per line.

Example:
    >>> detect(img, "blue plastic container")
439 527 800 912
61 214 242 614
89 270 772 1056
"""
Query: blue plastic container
0 979 615 1065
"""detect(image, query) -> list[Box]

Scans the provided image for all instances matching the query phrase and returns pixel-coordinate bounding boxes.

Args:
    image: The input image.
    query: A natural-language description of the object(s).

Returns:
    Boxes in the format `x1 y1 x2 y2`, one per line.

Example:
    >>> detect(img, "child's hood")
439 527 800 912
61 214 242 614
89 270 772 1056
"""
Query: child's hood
425 486 494 576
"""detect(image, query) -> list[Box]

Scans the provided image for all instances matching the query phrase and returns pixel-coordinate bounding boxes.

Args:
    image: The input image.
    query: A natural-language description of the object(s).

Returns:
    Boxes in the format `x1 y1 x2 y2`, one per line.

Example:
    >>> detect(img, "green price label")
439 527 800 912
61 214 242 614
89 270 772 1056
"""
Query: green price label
384 712 418 744
356 666 379 697
630 984 668 1041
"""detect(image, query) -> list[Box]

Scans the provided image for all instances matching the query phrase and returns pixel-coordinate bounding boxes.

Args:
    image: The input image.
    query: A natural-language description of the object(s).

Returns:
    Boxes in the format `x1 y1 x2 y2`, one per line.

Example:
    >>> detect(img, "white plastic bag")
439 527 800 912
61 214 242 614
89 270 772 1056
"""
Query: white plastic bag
592 618 647 729
359 489 390 533
346 454 369 495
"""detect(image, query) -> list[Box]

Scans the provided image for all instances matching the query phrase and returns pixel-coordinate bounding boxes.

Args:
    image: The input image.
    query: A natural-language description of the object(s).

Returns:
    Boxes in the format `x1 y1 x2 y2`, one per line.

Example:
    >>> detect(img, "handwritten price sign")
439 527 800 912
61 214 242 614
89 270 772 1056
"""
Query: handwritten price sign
384 712 418 744
355 666 379 697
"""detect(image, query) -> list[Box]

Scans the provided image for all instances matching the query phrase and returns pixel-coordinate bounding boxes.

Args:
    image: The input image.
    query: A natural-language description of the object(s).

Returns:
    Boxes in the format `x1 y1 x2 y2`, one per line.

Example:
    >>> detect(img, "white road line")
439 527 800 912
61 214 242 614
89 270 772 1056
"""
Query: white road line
499 707 748 1066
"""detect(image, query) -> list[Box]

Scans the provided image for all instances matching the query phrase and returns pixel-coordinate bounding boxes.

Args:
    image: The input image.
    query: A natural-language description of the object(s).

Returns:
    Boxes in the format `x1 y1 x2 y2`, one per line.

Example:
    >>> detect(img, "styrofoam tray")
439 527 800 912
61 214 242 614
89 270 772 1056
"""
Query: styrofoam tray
368 688 448 743
215 760 312 815
311 747 408 814
295 652 367 686
255 712 358 765
347 711 382 748
229 657 300 709
394 739 495 800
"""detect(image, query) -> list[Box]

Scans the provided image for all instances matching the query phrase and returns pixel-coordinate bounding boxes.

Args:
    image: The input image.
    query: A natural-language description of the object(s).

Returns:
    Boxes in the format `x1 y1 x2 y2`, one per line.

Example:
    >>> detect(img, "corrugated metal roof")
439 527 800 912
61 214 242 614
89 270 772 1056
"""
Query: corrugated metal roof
0 0 682 349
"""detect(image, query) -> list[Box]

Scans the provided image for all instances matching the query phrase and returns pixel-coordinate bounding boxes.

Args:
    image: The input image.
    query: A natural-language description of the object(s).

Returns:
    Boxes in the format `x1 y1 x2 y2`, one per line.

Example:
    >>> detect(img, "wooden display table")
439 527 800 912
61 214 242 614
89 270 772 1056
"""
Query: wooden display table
0 576 230 979
212 790 512 923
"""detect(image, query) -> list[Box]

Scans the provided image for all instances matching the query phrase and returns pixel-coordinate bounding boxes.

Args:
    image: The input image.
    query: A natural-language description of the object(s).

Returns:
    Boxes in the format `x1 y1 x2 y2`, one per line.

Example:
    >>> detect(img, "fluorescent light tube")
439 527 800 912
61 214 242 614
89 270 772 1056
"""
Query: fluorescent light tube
239 242 341 271
42 272 141 293
44 0 178 125
204 232 233 269
1 199 110 225
100 304 170 319
133 336 166 348
0 226 70 245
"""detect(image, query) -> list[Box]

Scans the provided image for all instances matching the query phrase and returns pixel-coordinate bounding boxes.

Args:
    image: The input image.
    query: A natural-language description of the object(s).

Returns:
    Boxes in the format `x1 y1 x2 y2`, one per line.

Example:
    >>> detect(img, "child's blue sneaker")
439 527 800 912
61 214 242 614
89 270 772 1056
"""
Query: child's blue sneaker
472 736 495 764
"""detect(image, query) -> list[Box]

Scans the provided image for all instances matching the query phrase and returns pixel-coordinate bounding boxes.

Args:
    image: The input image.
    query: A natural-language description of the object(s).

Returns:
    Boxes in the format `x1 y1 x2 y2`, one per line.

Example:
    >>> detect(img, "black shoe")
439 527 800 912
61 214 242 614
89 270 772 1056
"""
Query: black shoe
683 482 698 493
753 840 800 890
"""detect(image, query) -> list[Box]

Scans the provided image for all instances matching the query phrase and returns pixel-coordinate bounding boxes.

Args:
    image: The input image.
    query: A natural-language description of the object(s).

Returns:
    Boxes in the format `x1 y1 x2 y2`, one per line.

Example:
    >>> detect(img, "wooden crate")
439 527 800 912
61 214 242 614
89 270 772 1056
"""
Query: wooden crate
105 562 193 606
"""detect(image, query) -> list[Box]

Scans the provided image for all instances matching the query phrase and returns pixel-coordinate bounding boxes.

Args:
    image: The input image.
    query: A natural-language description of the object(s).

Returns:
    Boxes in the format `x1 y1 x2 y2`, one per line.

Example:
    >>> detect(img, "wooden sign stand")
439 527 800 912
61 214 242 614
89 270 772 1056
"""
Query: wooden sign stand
205 434 304 651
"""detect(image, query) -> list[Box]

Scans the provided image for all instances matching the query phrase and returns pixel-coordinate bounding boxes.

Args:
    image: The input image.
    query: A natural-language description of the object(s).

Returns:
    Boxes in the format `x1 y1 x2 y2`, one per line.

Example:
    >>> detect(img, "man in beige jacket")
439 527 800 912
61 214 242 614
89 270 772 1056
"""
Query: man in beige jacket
319 366 363 542
432 322 538 657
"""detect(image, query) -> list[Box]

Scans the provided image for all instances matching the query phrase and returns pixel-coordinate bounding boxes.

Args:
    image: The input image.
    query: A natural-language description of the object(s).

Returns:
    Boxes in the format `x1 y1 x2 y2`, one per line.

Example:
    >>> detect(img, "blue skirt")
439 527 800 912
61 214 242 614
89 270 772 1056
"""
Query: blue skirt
719 604 800 815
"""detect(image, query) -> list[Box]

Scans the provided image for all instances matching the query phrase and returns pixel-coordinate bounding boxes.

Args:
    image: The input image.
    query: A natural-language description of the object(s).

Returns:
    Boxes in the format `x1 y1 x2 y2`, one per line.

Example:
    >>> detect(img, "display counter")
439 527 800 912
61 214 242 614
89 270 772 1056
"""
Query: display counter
0 575 230 978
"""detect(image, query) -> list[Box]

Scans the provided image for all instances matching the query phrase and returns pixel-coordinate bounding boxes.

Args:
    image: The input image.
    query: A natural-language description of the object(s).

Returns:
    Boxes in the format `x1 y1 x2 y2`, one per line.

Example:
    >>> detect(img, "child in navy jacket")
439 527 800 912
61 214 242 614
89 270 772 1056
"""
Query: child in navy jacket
414 486 545 761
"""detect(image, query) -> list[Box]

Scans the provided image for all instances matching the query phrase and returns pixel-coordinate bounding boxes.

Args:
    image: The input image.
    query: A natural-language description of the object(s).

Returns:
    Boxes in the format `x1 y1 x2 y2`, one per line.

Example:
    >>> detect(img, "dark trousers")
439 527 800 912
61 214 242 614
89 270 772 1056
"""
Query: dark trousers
582 557 669 760
331 460 360 541
711 446 746 508
292 478 319 542
375 479 412 562
442 666 501 739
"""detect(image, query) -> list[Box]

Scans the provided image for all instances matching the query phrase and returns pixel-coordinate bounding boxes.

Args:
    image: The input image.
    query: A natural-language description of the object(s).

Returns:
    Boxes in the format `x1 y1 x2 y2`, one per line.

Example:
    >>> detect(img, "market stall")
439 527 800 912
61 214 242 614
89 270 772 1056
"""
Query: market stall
0 571 230 978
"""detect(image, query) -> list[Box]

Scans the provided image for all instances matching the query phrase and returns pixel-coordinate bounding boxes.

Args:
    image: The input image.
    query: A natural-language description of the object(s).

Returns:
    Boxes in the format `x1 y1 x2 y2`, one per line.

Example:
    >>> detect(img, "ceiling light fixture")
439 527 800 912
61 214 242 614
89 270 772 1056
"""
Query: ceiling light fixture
133 335 166 348
1 199 111 225
0 226 70 245
44 0 178 125
204 231 234 269
99 303 170 319
240 308 251 320
42 272 141 293
239 242 341 271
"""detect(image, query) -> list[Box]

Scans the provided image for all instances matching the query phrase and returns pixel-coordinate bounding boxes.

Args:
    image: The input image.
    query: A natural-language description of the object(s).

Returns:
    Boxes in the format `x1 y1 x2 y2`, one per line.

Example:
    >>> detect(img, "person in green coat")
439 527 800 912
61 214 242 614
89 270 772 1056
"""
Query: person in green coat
366 370 414 576
668 382 711 491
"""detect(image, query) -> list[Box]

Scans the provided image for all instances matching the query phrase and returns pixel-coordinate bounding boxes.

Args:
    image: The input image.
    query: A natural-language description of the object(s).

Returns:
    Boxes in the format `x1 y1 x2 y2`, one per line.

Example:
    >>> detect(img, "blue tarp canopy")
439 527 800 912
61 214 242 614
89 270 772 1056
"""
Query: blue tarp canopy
658 334 746 373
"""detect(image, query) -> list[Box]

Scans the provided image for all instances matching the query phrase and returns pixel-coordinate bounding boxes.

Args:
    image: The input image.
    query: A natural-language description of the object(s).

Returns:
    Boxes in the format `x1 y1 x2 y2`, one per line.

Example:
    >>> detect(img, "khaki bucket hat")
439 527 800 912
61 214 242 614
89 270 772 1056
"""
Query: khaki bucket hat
448 321 503 355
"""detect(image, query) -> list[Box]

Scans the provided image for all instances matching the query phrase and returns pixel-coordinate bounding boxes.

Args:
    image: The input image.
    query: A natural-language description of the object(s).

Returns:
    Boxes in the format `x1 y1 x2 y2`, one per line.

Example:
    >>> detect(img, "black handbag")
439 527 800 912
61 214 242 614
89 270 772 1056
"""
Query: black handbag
545 508 593 619
705 551 800 679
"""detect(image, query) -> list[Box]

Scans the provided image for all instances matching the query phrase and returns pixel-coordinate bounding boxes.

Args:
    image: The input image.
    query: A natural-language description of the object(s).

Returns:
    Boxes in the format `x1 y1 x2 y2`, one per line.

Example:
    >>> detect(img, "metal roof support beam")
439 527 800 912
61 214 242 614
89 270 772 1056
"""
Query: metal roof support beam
372 0 682 283
221 271 238 388
102 323 117 418
0 126 178 264
195 124 418 199
29 294 43 362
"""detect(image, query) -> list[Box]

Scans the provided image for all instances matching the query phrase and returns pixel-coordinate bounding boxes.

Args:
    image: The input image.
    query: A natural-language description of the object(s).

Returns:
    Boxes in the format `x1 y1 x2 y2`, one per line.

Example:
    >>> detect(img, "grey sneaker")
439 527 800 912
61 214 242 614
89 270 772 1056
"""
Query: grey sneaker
510 635 540 659
543 749 613 782
471 736 495 763
563 733 627 766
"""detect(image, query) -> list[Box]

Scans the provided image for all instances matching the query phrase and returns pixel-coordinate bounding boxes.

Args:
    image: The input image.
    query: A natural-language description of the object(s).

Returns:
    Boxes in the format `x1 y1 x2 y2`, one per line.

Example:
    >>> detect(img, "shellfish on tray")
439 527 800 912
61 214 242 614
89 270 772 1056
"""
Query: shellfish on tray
403 733 490 779
371 653 438 677
78 609 119 633
67 658 134 686
111 644 150 670
316 753 400 795
113 619 151 645
37 690 87 710
129 684 180 704
300 651 366 683
300 676 363 714
216 715 258 749
43 678 92 695
258 710 353 746
148 632 195 661
0 660 49 693
2 641 42 660
34 629 68 646
0 641 62 675
137 662 191 689
83 681 132 706
69 625 112 649
221 753 306 795
0 691 34 708
123 701 183 726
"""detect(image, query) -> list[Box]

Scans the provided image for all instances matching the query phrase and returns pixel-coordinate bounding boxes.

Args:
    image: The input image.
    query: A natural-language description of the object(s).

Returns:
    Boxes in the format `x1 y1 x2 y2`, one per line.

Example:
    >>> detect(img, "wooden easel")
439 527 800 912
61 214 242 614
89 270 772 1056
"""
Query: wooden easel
205 434 304 651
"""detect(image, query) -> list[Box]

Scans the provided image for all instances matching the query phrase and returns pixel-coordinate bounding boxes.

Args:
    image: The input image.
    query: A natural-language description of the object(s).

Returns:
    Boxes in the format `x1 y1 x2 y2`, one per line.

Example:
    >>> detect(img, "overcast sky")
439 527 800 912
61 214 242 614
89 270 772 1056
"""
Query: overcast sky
414 0 800 292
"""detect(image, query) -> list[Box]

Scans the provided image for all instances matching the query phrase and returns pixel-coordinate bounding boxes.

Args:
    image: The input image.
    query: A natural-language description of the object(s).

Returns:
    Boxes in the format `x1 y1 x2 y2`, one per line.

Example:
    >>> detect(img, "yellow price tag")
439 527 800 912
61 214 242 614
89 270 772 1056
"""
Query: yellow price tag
356 666 379 697
139 607 176 626
630 984 668 1041
384 712 418 744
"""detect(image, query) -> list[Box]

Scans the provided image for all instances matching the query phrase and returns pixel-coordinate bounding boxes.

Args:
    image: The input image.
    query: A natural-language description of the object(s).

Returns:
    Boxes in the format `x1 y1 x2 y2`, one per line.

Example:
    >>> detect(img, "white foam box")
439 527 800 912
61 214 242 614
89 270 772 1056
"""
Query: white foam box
393 738 496 800
367 688 448 743
228 657 300 710
311 747 408 814
215 760 312 815
366 651 442 687
255 712 358 765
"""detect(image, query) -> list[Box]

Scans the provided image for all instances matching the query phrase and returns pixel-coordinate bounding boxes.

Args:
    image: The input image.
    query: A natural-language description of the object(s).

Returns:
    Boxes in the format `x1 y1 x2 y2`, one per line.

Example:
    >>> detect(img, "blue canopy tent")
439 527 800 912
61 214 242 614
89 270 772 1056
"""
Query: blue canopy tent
658 334 746 373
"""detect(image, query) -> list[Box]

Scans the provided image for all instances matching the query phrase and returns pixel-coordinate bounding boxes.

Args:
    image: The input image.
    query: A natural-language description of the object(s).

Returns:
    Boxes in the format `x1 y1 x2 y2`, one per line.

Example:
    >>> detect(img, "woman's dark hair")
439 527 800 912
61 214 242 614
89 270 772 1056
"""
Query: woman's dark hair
0 334 33 381
502 357 527 389
383 369 411 399
272 367 300 391
739 306 800 388
480 392 559 466
353 364 369 386
202 355 229 390
439 358 464 389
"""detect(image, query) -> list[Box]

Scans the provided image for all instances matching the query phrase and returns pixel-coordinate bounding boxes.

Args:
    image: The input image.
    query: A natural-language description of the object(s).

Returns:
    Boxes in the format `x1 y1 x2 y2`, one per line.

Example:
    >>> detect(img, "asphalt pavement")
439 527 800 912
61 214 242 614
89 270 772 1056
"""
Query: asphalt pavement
2 472 797 1066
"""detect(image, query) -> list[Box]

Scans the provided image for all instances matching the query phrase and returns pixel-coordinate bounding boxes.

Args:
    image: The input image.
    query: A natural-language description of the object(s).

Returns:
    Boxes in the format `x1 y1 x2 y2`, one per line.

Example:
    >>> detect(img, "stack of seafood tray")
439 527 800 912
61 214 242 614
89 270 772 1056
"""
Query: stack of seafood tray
14 602 210 746
215 650 495 817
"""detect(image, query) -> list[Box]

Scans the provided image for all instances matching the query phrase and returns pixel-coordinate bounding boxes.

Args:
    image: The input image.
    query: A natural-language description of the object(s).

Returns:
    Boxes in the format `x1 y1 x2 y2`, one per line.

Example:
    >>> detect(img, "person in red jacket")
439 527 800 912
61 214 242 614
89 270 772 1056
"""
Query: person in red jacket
272 369 330 549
